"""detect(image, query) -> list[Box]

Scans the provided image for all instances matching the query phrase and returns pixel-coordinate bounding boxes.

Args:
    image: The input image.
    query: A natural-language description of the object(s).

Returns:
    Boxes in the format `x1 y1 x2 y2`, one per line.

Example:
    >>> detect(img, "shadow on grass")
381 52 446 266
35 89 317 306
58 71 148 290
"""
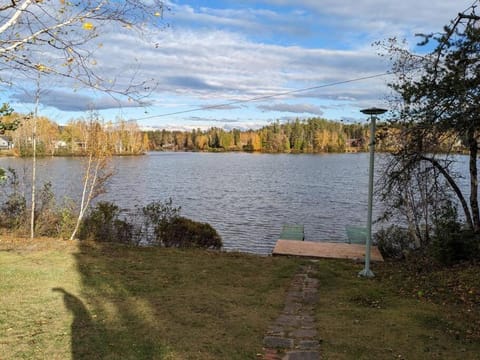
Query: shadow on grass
66 241 299 360
52 287 107 359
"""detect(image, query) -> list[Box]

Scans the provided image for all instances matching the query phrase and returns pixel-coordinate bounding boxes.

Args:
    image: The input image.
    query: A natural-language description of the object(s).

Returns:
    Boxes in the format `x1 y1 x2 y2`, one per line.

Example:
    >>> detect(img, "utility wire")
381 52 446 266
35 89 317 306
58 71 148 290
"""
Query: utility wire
128 3 480 125
128 71 393 123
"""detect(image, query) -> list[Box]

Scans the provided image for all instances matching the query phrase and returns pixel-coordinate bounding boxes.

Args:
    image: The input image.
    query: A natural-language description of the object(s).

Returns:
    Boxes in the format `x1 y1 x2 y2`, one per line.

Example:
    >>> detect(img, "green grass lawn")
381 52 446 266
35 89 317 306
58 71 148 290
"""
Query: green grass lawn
314 260 480 359
0 239 299 359
1 238 479 359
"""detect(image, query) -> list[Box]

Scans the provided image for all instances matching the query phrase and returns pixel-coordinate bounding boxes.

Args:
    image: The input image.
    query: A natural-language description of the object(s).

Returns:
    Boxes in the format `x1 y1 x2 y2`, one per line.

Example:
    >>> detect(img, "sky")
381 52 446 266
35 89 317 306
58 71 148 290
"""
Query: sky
5 0 478 131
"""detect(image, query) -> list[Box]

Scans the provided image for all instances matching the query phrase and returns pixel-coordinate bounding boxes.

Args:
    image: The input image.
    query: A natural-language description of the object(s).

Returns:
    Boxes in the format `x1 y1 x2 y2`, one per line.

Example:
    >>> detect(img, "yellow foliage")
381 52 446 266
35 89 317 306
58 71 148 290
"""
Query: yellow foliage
154 11 162 17
35 63 49 72
195 135 208 150
82 22 94 31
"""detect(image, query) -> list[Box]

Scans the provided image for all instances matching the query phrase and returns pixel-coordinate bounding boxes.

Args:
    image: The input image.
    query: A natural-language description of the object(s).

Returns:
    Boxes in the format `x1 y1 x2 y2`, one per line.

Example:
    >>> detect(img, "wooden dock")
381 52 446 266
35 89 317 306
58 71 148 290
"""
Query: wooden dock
273 239 384 262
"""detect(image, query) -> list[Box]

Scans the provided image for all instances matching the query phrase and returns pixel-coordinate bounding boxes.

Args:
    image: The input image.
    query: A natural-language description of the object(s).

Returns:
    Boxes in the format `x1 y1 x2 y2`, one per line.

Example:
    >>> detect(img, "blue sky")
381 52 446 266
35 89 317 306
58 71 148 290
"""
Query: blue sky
5 0 477 131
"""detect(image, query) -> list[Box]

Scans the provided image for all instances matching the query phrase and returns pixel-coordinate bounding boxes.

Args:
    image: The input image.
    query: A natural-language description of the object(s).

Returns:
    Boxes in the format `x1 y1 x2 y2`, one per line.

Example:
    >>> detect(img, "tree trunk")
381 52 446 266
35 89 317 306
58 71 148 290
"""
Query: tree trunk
30 121 36 239
468 127 480 232
420 155 474 230
70 153 93 240
30 77 41 239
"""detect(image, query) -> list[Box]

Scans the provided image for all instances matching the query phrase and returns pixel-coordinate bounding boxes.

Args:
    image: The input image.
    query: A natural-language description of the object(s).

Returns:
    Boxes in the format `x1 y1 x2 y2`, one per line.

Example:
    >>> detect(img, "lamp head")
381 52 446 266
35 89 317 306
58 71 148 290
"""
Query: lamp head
360 107 387 116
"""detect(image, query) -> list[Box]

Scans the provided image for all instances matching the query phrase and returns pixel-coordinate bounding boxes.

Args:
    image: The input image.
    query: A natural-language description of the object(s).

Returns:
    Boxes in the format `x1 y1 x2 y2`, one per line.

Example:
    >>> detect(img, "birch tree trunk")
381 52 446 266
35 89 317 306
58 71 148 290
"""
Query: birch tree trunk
30 76 41 239
70 115 112 240
69 155 91 240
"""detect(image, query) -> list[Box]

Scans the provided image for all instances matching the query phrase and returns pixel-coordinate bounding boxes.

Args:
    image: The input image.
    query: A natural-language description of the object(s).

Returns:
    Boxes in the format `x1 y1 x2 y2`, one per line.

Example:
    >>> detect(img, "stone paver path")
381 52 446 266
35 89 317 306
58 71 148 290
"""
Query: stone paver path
262 264 321 360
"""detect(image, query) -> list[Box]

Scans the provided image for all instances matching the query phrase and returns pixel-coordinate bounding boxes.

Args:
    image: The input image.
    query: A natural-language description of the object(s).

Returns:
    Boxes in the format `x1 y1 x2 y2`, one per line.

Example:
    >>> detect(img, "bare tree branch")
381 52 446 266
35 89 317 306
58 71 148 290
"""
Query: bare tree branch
0 0 165 99
0 0 32 35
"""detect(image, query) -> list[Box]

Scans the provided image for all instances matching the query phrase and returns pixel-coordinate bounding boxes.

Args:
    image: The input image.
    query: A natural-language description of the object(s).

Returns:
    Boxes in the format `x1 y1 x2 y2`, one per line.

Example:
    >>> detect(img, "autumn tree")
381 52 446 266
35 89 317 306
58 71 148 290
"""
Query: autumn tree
195 132 208 150
108 119 144 154
70 112 113 240
11 115 60 156
142 132 149 152
380 5 480 238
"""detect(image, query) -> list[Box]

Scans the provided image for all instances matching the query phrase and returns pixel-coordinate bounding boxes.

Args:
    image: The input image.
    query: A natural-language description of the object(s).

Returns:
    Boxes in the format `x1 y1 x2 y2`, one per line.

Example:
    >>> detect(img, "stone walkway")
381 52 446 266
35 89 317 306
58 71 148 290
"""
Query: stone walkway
262 264 321 360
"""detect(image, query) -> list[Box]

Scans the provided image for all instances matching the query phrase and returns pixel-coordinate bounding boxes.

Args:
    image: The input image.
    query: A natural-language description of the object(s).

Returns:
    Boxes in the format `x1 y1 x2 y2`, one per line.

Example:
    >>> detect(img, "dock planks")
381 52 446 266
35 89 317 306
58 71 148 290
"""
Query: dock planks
273 239 384 262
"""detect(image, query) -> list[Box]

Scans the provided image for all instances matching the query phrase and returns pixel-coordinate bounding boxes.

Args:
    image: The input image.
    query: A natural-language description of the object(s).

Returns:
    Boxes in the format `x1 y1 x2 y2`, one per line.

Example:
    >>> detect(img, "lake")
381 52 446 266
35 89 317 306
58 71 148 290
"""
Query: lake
0 152 472 254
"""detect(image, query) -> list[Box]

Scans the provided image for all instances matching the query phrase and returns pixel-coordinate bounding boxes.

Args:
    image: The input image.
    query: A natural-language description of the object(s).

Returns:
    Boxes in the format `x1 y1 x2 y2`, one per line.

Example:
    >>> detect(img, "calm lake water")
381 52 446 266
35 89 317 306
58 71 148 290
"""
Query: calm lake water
0 152 472 254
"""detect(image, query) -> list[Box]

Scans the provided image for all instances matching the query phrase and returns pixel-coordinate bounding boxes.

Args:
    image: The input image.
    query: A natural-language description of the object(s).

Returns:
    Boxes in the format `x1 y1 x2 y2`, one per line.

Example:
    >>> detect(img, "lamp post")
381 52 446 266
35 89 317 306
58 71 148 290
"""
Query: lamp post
358 107 387 278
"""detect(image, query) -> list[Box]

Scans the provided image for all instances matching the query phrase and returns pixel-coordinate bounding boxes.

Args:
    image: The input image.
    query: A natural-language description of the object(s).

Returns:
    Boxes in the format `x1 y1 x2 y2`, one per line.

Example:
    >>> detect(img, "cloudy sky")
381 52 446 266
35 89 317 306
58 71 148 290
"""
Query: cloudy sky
6 0 477 130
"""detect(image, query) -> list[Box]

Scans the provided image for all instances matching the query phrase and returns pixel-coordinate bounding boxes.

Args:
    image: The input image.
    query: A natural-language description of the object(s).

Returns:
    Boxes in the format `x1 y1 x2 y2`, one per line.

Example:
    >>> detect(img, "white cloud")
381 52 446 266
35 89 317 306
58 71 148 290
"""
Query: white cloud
5 24 392 118
240 0 476 47
258 102 324 115
6 0 471 126
11 87 151 112
168 2 312 39
89 26 390 97
254 0 473 29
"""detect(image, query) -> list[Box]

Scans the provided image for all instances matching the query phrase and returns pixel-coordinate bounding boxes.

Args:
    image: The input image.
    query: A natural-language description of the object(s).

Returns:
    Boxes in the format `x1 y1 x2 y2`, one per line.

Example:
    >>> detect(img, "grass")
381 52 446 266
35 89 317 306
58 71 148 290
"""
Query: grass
0 238 300 359
1 237 479 359
314 259 480 360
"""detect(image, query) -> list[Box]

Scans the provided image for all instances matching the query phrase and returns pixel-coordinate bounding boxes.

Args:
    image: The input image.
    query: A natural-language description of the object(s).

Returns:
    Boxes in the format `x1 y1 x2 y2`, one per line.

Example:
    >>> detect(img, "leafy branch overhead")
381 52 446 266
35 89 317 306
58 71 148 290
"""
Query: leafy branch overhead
378 2 480 257
0 0 166 96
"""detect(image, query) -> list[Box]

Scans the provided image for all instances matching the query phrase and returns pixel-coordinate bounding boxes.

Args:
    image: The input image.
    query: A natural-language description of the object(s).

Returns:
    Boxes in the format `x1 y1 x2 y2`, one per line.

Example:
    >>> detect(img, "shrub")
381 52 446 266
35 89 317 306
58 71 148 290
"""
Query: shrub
73 198 223 250
0 193 27 231
161 216 223 249
57 200 77 240
35 182 60 237
431 229 480 265
429 203 480 265
374 225 414 260
0 167 27 232
134 199 181 244
242 144 254 152
79 201 132 243
126 199 222 249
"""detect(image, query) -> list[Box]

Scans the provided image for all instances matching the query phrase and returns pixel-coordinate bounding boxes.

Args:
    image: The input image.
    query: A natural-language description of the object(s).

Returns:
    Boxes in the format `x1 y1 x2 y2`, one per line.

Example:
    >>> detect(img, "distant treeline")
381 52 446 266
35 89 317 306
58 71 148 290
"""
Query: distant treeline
0 114 464 156
144 118 376 153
